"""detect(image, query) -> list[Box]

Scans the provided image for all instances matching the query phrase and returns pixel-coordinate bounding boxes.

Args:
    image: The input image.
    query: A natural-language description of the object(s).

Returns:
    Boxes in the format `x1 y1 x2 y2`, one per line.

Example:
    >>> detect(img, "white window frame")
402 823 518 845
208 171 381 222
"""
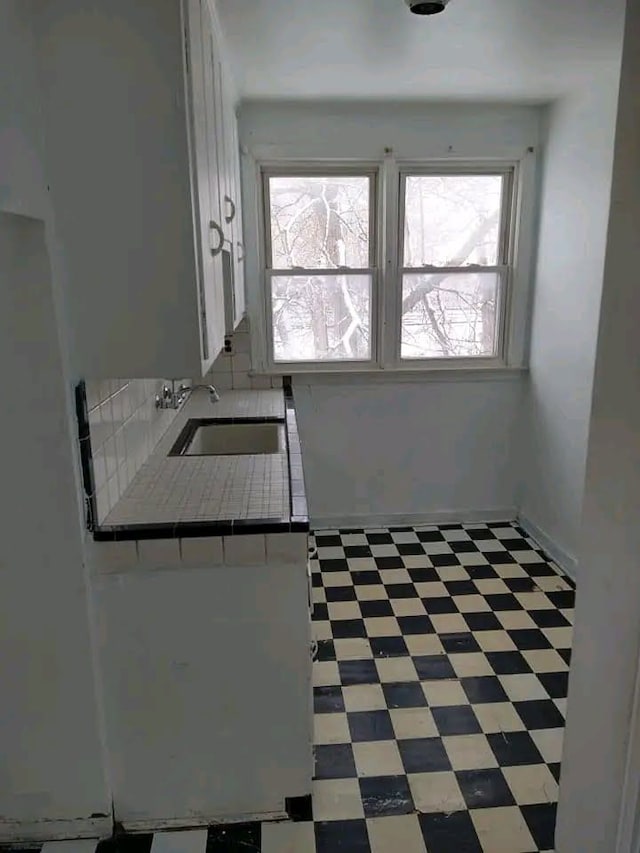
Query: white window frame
393 163 516 369
260 164 381 371
251 153 536 377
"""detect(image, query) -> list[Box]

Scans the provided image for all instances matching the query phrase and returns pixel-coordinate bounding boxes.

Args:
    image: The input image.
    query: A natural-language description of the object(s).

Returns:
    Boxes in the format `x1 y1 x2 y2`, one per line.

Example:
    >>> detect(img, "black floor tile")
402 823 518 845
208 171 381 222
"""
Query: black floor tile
558 648 572 666
385 583 419 599
450 541 480 554
432 705 482 736
514 699 566 730
487 731 545 766
382 682 428 709
444 580 478 595
316 640 336 661
408 567 440 583
529 609 571 628
332 619 367 639
441 632 482 654
375 556 405 570
423 596 459 614
319 558 349 572
338 659 380 686
359 599 394 618
484 593 523 612
325 586 357 602
456 768 516 809
348 710 395 742
464 565 498 580
397 615 435 635
314 743 357 779
484 551 516 565
398 737 452 773
547 590 576 609
508 629 553 650
463 612 502 631
206 823 260 852
313 603 329 622
521 802 558 850
485 650 533 675
366 533 393 545
315 819 371 852
504 577 538 593
359 775 414 817
314 685 345 714
351 570 382 586
397 543 426 556
315 534 342 547
369 636 409 658
413 654 457 680
419 811 483 853
537 671 570 699
460 676 509 704
431 553 461 567
417 530 446 542
344 545 372 558
526 562 558 578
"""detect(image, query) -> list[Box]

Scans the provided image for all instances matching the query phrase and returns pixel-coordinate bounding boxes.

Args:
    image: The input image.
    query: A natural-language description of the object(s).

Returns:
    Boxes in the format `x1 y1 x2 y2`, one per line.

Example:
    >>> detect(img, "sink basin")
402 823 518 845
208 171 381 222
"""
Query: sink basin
170 420 282 457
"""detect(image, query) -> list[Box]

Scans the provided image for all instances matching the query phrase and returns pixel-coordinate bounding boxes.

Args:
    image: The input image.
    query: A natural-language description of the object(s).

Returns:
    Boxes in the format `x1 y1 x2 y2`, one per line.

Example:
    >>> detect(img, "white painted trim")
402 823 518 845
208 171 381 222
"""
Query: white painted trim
616 644 640 853
517 515 578 579
311 507 518 530
121 810 287 834
0 816 111 843
281 366 527 385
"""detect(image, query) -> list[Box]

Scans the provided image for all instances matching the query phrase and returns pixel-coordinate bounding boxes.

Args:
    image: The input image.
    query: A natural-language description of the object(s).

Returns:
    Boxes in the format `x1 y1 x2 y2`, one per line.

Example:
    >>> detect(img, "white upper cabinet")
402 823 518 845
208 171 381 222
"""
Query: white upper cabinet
33 0 242 378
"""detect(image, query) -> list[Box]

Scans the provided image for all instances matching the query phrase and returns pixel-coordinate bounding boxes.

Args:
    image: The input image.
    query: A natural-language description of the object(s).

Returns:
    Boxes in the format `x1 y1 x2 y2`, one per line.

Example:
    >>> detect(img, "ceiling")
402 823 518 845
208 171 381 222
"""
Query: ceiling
215 0 625 102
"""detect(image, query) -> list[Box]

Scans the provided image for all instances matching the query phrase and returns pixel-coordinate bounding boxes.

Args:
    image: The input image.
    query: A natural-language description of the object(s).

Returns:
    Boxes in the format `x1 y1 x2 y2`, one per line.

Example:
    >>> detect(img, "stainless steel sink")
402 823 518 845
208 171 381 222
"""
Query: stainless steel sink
170 419 282 457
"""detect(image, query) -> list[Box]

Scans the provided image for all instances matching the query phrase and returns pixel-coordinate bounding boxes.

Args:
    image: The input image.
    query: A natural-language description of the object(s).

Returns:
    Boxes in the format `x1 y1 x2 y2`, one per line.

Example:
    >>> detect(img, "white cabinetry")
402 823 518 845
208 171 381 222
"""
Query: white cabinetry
33 0 244 378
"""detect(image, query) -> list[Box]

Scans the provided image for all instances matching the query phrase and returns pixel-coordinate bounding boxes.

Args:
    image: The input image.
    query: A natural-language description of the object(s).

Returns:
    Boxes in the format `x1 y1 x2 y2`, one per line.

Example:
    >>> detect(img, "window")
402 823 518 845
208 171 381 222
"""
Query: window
259 162 519 372
399 170 511 361
263 171 377 364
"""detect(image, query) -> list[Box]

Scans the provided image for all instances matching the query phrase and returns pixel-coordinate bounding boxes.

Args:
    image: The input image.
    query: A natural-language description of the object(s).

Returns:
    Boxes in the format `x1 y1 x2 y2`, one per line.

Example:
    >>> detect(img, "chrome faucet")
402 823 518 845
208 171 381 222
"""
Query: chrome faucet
155 382 220 409
190 384 220 403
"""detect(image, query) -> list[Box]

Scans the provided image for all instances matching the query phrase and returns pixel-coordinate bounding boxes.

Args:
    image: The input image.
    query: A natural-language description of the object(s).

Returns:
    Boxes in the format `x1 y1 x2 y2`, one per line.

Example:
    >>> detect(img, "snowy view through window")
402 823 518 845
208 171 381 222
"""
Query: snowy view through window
266 172 505 363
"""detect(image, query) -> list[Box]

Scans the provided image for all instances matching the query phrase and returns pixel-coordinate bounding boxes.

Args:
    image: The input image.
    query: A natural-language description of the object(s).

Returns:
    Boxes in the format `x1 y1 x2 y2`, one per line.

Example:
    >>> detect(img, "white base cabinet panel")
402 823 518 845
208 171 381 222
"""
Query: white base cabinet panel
93 559 312 826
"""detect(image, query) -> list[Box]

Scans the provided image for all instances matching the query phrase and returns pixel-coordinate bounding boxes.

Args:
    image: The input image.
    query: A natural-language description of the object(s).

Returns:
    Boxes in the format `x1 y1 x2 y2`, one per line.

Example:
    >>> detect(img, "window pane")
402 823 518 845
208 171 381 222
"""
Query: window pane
271 274 371 362
403 175 504 267
401 272 499 359
268 176 370 269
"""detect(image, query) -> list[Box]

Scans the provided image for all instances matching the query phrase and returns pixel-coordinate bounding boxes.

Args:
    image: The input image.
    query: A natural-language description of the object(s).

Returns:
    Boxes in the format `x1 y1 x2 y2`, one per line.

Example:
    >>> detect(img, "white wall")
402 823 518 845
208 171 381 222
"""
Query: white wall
555 0 640 847
519 69 623 573
239 101 541 525
294 378 523 526
0 1 47 218
0 3 110 840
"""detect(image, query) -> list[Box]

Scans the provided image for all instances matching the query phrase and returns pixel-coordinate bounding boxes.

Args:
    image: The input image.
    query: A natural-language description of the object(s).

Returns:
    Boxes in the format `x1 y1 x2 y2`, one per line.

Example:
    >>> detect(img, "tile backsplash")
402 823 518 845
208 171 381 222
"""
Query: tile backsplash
86 379 179 522
86 318 281 523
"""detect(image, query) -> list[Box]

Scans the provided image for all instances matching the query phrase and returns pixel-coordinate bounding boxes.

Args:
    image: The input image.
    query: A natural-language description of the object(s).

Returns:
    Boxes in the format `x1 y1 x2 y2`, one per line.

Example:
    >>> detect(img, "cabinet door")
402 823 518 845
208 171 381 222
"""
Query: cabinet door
185 0 225 372
230 112 246 326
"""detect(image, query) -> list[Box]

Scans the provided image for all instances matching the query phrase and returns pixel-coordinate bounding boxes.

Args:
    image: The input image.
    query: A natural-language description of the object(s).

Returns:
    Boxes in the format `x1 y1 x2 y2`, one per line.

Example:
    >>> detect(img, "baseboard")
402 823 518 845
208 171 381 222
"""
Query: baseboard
517 515 578 580
119 811 287 834
0 816 112 843
311 507 518 531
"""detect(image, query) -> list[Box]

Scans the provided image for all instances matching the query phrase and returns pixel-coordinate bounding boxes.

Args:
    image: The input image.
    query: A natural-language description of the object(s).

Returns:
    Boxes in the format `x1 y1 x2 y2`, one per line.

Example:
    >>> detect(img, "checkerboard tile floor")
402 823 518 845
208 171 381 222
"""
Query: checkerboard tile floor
275 521 574 853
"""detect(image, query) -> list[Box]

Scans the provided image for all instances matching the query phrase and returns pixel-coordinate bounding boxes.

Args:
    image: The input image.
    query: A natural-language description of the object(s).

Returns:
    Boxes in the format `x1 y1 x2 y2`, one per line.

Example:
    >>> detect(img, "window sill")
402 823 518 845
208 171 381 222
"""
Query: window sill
250 366 528 386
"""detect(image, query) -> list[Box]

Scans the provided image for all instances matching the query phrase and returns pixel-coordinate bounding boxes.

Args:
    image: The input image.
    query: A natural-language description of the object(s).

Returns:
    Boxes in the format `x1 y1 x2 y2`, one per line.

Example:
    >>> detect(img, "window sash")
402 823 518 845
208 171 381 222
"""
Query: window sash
262 169 379 272
395 167 515 363
399 269 508 362
265 269 379 367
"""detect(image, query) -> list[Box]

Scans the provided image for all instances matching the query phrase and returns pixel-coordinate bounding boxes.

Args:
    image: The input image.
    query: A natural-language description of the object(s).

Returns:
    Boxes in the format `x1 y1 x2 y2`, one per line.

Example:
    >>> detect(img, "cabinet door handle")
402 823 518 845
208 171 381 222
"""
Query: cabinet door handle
237 241 244 262
209 220 224 257
224 195 236 224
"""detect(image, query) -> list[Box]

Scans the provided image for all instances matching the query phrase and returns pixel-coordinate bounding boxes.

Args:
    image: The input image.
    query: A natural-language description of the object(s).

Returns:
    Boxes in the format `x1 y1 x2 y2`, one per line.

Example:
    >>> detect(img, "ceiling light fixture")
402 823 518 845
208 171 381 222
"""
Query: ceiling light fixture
405 0 452 15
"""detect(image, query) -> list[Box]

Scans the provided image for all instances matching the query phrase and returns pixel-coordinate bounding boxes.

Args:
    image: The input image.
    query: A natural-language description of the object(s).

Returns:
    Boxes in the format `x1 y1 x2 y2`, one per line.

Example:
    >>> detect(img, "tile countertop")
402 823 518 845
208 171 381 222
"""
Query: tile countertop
93 389 309 540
